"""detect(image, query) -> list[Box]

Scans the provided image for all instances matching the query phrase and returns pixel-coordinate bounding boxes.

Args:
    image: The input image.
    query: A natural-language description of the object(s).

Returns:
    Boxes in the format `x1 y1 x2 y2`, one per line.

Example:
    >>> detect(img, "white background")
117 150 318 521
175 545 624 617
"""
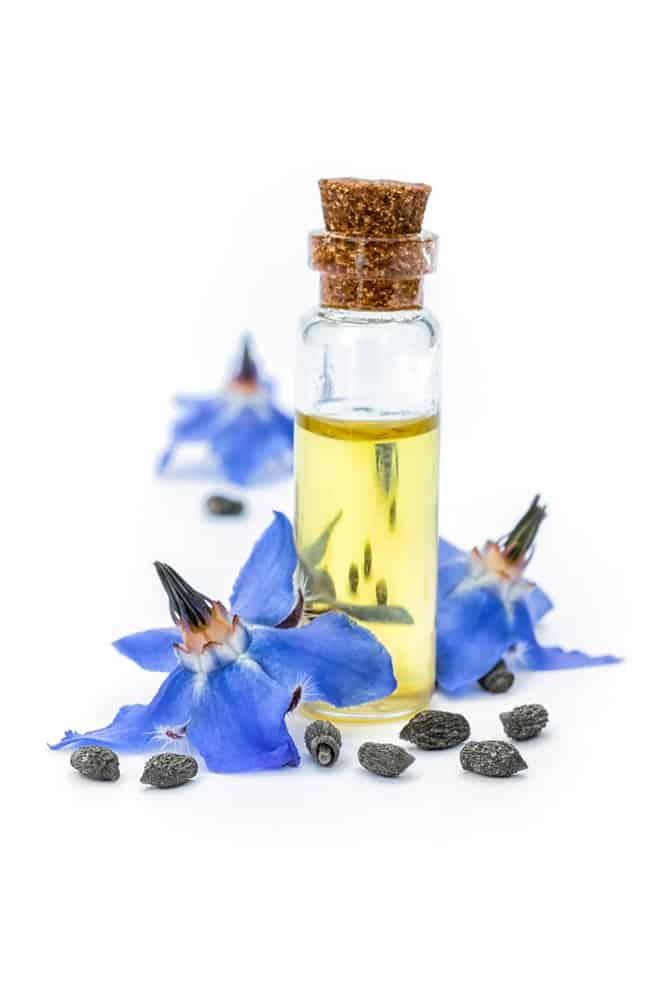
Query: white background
1 2 664 998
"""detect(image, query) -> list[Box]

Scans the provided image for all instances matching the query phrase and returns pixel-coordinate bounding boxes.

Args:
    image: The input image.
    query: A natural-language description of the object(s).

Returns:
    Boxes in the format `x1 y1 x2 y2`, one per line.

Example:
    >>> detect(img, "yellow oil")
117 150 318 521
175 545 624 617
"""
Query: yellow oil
295 410 439 722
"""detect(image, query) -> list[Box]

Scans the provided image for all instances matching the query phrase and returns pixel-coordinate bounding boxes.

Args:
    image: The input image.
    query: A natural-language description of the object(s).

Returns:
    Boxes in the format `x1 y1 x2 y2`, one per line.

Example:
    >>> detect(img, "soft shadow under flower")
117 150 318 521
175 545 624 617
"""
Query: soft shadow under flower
437 496 620 692
158 333 293 486
50 514 396 772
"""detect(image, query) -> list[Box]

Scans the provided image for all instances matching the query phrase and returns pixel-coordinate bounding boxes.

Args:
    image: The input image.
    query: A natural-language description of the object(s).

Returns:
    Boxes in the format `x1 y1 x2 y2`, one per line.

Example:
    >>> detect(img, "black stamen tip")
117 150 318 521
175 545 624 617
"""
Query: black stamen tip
237 335 258 383
501 495 548 563
153 562 214 630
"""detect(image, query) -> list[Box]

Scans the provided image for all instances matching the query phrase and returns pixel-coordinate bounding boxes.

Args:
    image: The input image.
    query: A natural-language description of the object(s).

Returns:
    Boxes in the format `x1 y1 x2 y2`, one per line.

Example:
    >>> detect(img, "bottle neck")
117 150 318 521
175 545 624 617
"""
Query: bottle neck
315 304 428 324
309 229 437 313
318 275 425 311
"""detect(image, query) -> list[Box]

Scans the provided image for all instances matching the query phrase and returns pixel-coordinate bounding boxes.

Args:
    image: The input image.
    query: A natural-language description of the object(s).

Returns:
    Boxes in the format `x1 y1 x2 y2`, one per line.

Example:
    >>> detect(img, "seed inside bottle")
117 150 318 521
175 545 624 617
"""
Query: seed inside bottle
375 442 398 494
376 579 388 605
363 542 372 577
348 562 359 593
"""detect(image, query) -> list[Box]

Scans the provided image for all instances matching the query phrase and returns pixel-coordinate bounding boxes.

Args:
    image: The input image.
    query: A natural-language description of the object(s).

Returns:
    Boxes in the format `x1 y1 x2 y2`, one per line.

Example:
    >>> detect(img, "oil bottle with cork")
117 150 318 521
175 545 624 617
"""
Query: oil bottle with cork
295 178 441 721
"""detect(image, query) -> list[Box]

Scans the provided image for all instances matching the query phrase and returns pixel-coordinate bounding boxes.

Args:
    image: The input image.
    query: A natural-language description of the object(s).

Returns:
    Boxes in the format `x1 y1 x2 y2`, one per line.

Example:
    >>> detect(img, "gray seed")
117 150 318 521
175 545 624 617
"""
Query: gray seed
400 710 470 750
348 562 359 593
358 742 415 778
70 746 120 782
140 753 198 788
478 660 515 693
500 704 549 741
304 720 342 767
206 494 244 516
375 579 388 605
460 740 527 778
389 498 397 528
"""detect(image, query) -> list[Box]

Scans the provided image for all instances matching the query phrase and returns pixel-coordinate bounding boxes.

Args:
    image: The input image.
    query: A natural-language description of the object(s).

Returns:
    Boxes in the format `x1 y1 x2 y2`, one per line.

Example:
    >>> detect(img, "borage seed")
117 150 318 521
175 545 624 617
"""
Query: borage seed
376 579 388 605
478 660 515 693
141 753 198 788
500 704 549 741
460 740 527 778
400 710 470 750
348 562 359 594
304 720 342 767
70 746 120 782
358 742 414 778
206 494 244 516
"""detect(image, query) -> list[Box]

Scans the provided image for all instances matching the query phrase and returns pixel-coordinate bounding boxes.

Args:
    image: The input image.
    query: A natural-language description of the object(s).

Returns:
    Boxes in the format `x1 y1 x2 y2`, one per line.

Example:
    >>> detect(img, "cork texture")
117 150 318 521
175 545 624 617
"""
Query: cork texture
319 276 424 311
311 177 437 311
319 178 431 236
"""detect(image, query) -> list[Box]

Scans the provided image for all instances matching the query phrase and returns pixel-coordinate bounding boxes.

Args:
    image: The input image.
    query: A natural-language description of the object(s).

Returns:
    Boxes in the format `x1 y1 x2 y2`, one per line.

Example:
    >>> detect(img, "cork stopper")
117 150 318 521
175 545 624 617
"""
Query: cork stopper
310 177 437 311
319 178 431 237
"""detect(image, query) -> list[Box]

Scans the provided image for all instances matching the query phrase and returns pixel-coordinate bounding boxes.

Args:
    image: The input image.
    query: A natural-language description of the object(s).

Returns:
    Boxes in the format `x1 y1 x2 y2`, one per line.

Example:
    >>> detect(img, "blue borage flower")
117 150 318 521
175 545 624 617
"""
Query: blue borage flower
158 333 293 486
50 513 396 772
437 496 620 692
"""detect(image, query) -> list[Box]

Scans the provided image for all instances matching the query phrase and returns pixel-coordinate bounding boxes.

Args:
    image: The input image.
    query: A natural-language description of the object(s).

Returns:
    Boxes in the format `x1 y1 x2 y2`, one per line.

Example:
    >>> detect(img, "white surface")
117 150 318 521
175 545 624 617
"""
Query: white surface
1 2 664 998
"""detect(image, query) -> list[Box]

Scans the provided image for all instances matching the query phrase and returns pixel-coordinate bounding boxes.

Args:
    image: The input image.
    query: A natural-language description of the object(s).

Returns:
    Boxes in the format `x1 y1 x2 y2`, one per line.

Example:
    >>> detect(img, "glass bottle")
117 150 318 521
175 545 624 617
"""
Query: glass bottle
295 178 441 722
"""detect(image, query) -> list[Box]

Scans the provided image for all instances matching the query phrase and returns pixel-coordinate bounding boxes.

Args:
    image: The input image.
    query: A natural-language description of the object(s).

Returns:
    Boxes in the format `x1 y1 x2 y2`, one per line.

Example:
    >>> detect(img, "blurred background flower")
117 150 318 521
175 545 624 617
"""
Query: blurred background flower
158 332 293 486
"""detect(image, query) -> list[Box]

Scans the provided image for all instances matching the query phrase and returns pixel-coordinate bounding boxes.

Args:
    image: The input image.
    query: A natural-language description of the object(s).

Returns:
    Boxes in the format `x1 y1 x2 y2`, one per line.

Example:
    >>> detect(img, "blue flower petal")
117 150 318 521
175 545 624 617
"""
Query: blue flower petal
186 664 299 773
49 668 194 752
173 398 224 438
248 612 397 708
524 586 554 623
438 537 465 564
438 538 470 596
50 655 299 772
158 398 227 473
230 512 299 626
157 445 175 475
173 394 222 409
113 628 182 671
265 402 294 441
507 598 541 646
209 405 293 486
519 643 621 671
436 587 514 692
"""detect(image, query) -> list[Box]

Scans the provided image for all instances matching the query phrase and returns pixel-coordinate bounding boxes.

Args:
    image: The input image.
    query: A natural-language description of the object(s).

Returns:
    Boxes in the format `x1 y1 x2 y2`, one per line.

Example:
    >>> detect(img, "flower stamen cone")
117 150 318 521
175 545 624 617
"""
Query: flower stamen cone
500 494 547 567
231 334 259 390
157 333 293 486
154 561 233 653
